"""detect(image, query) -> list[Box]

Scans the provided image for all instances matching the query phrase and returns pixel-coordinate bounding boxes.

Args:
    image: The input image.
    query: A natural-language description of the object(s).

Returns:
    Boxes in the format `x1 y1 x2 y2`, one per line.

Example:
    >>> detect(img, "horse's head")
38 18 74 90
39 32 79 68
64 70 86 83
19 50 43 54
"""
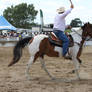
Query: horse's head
81 22 92 40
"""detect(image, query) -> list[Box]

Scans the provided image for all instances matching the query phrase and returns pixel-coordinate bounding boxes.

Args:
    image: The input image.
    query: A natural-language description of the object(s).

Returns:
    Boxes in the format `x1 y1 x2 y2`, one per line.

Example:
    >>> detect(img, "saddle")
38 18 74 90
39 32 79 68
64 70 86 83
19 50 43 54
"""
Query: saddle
49 32 74 47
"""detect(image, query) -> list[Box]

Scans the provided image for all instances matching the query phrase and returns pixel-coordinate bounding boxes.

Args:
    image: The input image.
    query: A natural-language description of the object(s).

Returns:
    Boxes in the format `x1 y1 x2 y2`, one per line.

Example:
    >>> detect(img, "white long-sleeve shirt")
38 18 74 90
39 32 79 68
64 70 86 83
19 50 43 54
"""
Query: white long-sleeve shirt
53 8 72 31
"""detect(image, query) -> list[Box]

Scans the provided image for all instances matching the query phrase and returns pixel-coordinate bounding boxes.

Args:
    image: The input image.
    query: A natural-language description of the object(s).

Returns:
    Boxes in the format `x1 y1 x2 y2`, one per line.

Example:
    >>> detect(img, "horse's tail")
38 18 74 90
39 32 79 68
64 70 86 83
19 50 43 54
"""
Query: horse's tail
8 37 32 67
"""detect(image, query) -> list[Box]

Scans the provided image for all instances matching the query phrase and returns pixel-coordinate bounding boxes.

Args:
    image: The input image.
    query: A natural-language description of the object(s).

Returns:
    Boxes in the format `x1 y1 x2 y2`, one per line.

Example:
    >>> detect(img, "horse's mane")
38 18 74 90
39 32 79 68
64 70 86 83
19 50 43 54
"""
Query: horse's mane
84 22 92 27
88 22 92 27
81 22 92 31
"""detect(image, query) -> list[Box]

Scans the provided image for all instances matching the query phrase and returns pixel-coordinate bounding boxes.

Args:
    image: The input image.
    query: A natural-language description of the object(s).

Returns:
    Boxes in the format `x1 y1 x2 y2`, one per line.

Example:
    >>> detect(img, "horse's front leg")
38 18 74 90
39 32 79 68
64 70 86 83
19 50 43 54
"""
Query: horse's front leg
69 44 81 80
72 57 80 80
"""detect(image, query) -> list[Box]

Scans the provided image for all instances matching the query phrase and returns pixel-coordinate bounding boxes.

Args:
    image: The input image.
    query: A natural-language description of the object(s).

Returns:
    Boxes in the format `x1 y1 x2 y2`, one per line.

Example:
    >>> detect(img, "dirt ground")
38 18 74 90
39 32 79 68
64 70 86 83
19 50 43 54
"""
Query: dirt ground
0 46 92 92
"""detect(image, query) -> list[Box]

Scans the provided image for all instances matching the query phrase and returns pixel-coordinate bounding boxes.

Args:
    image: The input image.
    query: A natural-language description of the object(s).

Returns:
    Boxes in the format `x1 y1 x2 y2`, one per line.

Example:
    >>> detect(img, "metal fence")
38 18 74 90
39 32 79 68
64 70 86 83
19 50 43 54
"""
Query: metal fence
0 37 19 42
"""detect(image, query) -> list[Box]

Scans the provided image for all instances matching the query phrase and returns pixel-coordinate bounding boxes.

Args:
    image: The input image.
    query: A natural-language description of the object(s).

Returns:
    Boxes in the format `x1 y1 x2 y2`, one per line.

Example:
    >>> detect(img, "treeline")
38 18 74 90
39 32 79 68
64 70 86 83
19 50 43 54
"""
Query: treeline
3 3 83 29
3 3 38 29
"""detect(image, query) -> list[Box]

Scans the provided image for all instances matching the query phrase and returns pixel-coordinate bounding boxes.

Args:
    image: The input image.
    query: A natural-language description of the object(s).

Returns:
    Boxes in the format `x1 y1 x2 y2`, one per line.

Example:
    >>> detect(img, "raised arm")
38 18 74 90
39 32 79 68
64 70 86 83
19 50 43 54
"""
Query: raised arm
61 0 74 18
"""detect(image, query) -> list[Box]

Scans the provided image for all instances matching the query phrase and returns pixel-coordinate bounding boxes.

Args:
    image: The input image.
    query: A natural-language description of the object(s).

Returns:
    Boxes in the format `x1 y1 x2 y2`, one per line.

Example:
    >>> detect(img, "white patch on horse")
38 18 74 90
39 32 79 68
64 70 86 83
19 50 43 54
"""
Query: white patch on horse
54 46 62 57
71 28 82 43
29 34 48 55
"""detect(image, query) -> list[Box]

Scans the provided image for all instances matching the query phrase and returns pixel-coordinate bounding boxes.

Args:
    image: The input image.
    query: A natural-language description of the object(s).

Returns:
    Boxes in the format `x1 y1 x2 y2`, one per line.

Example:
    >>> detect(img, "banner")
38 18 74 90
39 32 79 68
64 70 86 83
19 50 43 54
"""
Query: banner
40 9 44 31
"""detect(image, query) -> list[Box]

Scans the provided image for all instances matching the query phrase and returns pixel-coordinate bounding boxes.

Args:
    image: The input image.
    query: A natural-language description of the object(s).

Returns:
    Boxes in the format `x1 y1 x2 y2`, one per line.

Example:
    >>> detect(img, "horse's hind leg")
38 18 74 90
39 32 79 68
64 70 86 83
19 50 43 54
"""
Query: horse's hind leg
25 56 34 80
25 52 40 80
39 57 55 80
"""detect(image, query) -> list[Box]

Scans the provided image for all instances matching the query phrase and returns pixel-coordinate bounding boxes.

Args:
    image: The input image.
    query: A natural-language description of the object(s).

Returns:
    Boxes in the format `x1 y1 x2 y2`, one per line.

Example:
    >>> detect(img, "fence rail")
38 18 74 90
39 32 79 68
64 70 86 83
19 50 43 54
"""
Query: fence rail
0 37 19 42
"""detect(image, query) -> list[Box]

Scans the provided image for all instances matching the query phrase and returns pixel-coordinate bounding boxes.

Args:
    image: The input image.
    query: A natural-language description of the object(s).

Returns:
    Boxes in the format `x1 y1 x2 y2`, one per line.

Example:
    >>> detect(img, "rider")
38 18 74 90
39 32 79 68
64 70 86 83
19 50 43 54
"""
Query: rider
53 3 74 58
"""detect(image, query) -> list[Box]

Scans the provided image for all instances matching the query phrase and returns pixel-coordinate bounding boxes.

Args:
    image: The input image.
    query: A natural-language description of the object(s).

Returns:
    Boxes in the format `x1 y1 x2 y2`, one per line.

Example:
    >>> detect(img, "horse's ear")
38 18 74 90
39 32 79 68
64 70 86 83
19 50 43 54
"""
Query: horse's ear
88 22 90 24
81 23 86 29
82 22 85 25
81 26 83 29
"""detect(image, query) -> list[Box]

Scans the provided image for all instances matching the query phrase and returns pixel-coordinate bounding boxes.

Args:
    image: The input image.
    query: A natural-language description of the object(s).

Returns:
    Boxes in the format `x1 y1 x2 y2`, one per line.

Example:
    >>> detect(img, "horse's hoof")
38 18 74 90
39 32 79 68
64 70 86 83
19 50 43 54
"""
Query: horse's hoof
72 70 75 73
26 76 31 81
27 78 31 81
68 70 75 74
51 77 56 80
77 77 81 81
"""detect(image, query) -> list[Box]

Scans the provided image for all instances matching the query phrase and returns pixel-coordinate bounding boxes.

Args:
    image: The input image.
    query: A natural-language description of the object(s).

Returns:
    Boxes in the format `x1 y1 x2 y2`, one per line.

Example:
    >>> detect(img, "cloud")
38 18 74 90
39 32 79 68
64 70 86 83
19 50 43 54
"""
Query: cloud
0 0 92 24
75 0 81 2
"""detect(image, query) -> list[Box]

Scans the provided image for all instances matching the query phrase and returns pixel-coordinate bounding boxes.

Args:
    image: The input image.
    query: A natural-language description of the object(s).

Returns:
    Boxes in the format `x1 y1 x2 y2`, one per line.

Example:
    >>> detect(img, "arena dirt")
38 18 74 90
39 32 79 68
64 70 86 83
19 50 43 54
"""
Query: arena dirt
0 46 92 92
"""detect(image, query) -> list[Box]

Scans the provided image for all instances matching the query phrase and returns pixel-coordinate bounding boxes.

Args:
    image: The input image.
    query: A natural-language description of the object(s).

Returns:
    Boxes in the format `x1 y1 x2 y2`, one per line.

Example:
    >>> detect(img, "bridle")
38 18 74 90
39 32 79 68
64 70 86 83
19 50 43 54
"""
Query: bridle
70 28 82 46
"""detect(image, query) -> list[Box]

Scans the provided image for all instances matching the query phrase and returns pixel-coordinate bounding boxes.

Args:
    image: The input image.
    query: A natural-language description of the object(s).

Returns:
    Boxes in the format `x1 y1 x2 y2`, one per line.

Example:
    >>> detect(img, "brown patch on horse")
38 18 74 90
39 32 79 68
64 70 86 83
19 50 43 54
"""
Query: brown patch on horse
33 52 40 63
39 38 59 57
78 23 92 58
82 22 92 38
77 23 92 60
29 38 34 44
77 40 84 58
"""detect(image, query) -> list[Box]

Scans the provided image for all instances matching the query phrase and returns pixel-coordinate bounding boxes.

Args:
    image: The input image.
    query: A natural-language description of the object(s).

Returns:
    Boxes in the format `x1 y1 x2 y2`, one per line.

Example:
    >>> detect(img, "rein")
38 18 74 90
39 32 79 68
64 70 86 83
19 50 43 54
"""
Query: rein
71 29 82 46
74 42 80 46
71 29 91 46
71 29 82 37
71 28 91 41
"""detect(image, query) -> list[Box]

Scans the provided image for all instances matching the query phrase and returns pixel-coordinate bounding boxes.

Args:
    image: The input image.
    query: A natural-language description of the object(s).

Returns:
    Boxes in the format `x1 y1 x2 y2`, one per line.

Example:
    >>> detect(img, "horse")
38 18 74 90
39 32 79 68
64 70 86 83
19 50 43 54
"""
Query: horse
77 22 92 59
8 28 83 81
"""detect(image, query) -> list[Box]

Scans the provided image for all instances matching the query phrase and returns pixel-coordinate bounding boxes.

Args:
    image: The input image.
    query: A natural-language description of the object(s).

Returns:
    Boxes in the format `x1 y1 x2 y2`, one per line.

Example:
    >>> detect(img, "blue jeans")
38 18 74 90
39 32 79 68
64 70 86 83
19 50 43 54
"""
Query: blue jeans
53 30 69 56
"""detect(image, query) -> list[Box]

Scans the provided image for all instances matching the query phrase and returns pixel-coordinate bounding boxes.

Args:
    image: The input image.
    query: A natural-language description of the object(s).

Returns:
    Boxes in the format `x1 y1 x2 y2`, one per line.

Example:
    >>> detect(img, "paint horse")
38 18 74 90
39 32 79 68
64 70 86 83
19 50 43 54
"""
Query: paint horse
77 22 92 59
8 28 82 81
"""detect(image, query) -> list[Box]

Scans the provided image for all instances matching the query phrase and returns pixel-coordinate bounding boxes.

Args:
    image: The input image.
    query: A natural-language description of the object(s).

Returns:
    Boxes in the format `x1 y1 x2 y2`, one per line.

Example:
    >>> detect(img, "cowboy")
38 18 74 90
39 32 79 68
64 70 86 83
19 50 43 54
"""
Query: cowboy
53 3 74 58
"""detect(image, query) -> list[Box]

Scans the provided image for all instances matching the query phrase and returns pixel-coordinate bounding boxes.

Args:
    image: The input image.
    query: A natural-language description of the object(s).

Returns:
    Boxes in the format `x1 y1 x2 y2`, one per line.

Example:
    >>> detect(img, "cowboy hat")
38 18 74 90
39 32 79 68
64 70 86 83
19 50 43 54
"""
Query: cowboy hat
56 7 65 13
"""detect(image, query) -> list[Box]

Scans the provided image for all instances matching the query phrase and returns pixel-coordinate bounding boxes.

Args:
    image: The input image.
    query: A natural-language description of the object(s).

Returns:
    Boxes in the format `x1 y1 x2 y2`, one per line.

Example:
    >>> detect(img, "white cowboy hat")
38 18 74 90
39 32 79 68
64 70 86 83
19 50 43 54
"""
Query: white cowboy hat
56 7 65 13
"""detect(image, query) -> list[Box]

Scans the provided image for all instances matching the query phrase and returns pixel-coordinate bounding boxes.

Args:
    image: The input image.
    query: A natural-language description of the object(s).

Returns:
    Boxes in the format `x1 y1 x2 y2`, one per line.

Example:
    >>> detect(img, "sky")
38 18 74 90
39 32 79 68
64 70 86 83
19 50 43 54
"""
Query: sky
0 0 92 25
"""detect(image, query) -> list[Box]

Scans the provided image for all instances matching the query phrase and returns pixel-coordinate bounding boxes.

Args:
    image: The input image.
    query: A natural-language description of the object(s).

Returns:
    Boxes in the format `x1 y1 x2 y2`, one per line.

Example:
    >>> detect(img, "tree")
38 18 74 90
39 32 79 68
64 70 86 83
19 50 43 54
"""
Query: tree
70 18 82 27
3 3 38 29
